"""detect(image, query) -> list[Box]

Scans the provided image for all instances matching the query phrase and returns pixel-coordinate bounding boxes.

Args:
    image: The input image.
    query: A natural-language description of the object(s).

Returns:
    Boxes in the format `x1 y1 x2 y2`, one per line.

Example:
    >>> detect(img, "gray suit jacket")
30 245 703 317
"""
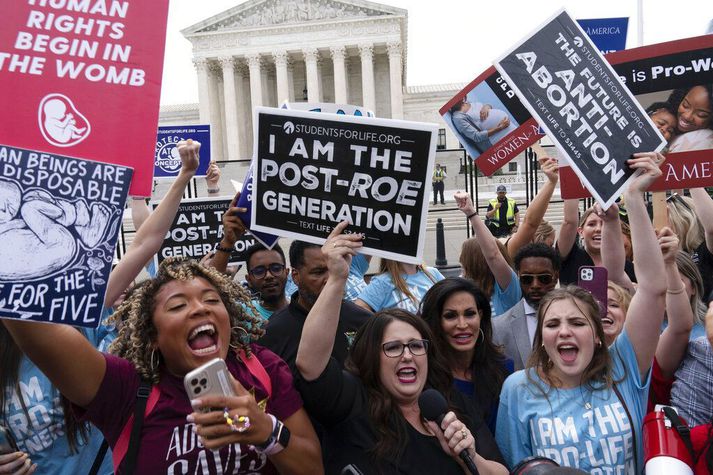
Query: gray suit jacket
492 299 532 371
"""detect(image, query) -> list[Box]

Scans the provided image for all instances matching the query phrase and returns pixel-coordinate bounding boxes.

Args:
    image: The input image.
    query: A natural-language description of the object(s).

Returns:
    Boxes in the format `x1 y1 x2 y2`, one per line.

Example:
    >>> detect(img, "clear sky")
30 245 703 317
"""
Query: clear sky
160 0 713 105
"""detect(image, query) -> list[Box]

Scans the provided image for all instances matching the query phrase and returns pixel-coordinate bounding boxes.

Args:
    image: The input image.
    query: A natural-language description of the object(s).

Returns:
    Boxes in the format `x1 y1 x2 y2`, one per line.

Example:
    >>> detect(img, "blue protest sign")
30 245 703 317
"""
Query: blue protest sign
577 17 629 54
155 125 211 179
0 145 132 327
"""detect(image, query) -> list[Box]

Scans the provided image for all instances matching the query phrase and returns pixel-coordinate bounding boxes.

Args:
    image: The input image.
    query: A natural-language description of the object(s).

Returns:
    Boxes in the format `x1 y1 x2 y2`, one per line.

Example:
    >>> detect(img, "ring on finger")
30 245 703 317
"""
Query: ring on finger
461 428 467 440
224 408 251 433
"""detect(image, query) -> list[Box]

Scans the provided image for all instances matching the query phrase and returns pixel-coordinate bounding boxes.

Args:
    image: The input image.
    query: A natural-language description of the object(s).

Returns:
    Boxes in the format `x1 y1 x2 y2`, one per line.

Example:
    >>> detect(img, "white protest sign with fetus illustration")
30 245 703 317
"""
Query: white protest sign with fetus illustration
0 145 132 328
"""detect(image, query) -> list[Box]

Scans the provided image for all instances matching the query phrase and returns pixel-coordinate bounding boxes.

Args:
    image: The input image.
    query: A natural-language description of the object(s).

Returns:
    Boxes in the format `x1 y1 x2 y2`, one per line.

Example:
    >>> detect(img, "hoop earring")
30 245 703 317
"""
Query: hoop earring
476 328 485 345
230 326 249 349
150 348 160 371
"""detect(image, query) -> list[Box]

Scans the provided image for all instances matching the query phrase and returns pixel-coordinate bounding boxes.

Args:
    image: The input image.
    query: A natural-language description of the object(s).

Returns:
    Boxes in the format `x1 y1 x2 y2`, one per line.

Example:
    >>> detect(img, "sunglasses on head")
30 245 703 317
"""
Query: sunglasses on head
519 273 554 285
248 263 285 279
666 192 693 212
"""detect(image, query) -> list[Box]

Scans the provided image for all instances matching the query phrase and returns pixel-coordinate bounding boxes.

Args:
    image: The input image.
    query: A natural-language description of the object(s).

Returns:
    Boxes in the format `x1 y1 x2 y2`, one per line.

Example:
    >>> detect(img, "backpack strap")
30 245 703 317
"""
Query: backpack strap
112 382 160 474
238 348 272 398
612 383 638 470
87 439 108 475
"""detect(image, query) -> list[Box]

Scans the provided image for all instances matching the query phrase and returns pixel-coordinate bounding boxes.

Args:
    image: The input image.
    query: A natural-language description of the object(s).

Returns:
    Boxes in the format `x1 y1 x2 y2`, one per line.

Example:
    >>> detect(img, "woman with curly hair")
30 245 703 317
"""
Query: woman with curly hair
296 222 507 474
2 255 321 474
495 152 667 473
420 277 512 434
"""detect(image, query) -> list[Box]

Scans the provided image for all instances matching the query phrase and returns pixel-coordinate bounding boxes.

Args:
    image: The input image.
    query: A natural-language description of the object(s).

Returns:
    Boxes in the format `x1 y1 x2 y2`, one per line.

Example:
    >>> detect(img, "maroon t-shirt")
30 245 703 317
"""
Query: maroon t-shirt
78 344 302 474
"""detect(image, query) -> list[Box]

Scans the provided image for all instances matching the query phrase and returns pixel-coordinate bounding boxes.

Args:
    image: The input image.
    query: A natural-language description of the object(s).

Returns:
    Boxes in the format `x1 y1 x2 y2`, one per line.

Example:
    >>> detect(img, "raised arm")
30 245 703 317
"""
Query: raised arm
507 157 558 256
622 152 668 379
104 140 199 307
210 193 247 274
129 197 150 233
655 228 694 378
295 222 363 381
455 191 513 290
557 198 580 260
690 187 713 254
599 203 634 292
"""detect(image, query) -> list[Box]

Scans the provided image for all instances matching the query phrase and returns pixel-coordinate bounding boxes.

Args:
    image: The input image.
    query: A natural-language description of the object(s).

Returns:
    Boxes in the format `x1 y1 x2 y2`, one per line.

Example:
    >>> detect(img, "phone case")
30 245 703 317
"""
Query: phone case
577 266 608 319
183 358 236 403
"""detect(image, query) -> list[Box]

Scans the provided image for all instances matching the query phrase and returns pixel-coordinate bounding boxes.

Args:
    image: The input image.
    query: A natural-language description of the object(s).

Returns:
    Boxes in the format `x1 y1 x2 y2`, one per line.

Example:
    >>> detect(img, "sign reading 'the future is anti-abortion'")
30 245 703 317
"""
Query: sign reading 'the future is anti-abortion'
0 1 169 197
251 108 438 264
495 9 665 208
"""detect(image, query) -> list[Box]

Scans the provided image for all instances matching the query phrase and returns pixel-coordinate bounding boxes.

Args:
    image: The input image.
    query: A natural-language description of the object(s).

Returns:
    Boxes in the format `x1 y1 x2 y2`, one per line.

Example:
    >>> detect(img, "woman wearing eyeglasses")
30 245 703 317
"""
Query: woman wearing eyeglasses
296 222 508 475
420 277 513 435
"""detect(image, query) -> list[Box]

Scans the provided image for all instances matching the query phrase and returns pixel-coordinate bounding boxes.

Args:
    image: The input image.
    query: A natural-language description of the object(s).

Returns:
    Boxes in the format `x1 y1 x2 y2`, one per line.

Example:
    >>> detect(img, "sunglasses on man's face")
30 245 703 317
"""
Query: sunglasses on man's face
519 273 554 285
248 263 285 279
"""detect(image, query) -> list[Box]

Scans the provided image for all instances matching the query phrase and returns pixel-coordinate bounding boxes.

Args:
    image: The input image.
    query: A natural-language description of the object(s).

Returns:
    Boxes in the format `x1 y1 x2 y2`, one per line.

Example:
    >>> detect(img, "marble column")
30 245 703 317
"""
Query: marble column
287 61 295 102
246 53 263 109
193 58 211 124
219 56 240 161
358 43 376 113
207 61 224 161
330 45 347 104
273 50 290 104
387 42 404 119
303 48 321 103
233 64 249 159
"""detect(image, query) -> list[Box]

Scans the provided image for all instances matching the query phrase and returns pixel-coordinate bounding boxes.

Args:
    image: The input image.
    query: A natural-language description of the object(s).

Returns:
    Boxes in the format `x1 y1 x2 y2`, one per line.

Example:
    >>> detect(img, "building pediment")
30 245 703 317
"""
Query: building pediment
182 0 405 35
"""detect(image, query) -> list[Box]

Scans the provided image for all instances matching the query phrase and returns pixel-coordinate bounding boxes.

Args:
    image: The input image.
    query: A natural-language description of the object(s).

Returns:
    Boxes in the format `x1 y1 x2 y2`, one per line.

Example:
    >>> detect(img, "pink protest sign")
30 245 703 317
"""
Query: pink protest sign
0 1 169 196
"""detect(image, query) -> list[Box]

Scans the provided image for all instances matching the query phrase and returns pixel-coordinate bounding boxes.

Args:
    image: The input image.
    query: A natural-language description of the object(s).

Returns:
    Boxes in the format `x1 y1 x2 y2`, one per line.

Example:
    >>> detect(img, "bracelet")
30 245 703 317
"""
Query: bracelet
215 244 233 253
466 211 478 220
207 188 220 193
667 287 686 295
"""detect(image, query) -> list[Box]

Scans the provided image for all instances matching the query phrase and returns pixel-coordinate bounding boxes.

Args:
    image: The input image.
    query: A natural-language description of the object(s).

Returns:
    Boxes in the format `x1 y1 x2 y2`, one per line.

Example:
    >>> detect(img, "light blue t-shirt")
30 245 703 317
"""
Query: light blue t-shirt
357 267 445 313
492 268 522 317
1 309 116 475
496 330 649 474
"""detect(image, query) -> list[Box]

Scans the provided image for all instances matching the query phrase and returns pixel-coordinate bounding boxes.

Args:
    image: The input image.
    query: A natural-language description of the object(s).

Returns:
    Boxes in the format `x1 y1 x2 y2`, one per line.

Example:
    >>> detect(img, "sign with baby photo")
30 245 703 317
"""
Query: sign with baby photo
0 144 132 328
559 34 713 197
251 107 438 264
495 9 666 209
0 1 169 197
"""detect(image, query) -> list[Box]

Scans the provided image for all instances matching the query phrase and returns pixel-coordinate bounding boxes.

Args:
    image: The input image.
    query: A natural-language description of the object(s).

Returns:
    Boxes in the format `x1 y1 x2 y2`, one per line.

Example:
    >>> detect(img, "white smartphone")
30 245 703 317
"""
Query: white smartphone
183 358 236 407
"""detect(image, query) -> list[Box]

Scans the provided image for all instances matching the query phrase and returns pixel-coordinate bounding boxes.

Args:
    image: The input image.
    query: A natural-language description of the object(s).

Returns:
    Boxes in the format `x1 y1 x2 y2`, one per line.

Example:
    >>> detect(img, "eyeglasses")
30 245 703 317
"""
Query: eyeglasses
382 339 429 358
519 273 554 285
248 263 285 279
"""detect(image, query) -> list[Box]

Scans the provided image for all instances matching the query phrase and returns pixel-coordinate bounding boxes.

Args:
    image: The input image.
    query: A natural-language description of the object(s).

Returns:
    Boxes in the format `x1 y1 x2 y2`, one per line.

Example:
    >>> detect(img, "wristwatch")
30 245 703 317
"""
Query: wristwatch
254 416 290 455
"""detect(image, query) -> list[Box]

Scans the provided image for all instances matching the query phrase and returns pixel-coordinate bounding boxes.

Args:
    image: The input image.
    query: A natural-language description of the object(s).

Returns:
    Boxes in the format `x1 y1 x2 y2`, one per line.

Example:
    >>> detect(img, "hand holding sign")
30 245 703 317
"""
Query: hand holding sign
205 161 220 189
322 221 363 281
626 152 665 193
657 227 680 265
221 193 248 247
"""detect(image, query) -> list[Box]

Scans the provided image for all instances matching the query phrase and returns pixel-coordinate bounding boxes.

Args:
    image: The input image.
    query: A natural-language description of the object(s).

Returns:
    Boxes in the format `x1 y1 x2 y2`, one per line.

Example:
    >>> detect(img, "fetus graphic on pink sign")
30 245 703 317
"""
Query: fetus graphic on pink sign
38 93 91 147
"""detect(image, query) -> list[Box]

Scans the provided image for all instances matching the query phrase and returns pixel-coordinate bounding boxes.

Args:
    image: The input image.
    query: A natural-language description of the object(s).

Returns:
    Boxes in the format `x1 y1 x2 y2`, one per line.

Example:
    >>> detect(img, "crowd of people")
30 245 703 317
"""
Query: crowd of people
1 139 713 475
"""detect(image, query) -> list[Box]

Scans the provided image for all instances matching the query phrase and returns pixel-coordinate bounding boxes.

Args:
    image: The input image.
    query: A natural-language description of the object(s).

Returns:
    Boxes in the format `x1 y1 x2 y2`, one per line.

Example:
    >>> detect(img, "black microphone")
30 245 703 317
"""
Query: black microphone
419 389 479 475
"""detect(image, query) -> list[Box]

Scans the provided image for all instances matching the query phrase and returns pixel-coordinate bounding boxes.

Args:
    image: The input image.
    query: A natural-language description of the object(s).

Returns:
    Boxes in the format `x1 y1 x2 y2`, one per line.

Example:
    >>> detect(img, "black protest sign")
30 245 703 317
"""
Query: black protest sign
495 9 666 209
0 145 132 327
251 107 438 264
152 197 258 267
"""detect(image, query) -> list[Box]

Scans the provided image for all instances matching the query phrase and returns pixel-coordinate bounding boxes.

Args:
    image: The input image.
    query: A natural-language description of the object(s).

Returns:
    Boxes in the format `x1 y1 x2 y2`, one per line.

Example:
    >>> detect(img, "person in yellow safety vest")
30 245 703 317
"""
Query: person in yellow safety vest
486 185 519 237
432 163 447 205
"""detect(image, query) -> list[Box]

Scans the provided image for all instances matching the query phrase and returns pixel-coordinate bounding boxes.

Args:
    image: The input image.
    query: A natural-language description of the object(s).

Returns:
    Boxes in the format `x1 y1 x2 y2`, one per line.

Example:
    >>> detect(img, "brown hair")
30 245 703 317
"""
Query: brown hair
345 309 460 465
534 220 555 245
459 237 514 298
108 257 262 384
526 286 613 392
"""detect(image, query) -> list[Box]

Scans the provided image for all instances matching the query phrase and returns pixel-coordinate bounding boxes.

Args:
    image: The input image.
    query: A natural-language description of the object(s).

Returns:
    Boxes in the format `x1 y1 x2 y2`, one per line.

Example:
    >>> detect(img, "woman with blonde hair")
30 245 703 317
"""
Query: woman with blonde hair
356 258 444 313
672 188 713 300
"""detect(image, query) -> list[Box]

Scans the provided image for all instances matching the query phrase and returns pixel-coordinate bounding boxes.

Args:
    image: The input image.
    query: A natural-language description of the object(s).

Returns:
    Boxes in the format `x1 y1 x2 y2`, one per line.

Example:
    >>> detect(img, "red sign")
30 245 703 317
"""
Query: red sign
0 1 169 196
561 151 713 198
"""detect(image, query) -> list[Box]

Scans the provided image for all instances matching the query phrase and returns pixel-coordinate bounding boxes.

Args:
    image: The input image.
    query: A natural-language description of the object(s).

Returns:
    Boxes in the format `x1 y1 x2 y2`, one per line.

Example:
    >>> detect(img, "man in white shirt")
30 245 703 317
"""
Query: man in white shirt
493 243 559 370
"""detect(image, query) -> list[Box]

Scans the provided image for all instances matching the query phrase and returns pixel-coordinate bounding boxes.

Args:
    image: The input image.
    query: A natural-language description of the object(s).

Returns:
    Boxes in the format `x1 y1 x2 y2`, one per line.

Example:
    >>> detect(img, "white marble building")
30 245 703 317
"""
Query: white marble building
160 0 482 164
